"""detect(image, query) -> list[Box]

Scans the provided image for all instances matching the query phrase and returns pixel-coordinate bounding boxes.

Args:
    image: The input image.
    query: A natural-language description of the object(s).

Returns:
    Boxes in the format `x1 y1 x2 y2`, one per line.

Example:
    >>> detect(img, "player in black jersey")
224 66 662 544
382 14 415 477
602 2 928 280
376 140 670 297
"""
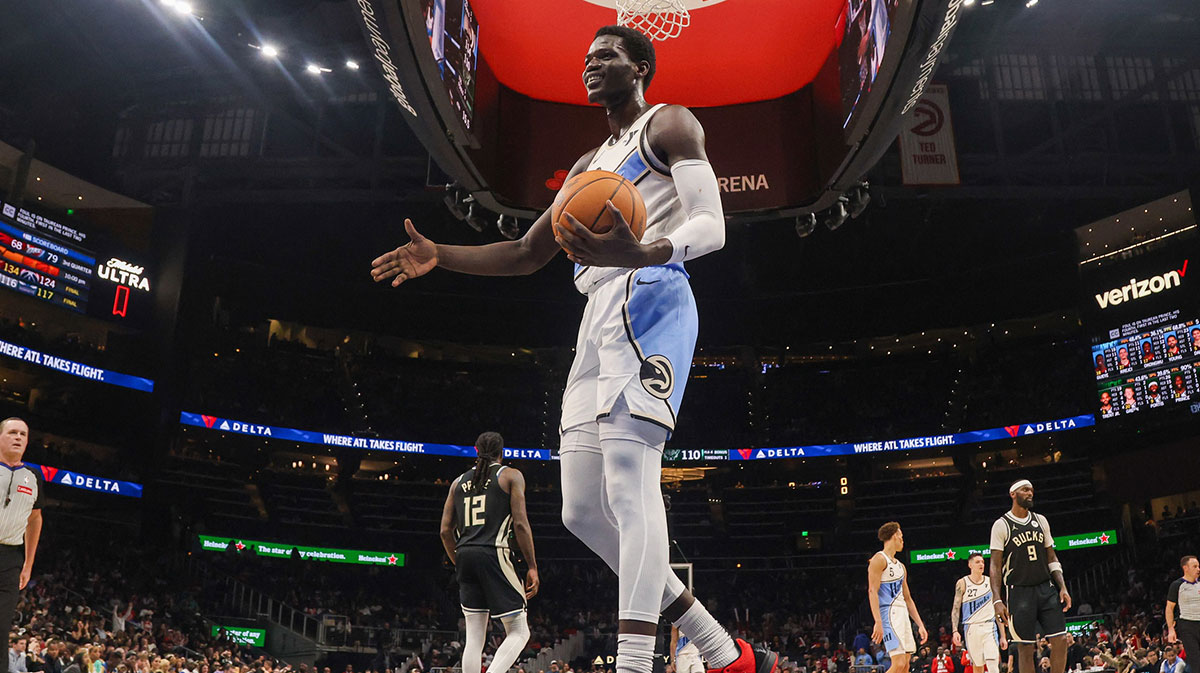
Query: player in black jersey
440 432 539 673
989 480 1071 673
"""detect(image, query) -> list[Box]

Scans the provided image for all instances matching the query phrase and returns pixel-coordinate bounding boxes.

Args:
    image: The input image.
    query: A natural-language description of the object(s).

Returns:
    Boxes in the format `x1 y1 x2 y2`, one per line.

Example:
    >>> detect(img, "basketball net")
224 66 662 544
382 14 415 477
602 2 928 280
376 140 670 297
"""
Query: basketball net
615 0 690 41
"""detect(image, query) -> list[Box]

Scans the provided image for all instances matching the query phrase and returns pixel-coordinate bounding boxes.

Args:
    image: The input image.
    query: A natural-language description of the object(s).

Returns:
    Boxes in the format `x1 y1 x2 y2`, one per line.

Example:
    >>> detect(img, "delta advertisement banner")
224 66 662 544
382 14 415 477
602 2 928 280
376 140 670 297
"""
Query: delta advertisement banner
909 530 1118 564
181 411 1094 463
729 414 1095 460
198 535 405 567
26 462 143 498
179 411 553 461
0 338 155 392
211 626 266 647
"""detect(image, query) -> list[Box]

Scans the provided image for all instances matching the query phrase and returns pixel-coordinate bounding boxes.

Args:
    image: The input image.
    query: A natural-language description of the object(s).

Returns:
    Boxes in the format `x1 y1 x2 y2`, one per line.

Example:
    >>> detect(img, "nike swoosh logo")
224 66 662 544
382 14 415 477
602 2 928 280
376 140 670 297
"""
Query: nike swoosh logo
636 279 661 286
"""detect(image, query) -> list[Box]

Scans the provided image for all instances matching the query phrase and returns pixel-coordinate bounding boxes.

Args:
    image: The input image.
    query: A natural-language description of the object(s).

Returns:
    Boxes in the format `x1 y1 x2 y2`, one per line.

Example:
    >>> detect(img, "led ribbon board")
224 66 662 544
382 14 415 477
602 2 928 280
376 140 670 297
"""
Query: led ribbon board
909 530 1118 564
181 412 1094 462
27 463 143 498
197 535 404 566
0 338 155 392
179 411 552 460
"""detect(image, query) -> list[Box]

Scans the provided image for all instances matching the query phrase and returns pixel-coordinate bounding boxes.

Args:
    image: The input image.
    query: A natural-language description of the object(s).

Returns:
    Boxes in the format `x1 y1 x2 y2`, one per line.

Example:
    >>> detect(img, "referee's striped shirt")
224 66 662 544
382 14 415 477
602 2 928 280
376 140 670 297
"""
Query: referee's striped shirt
1168 577 1200 622
0 464 44 545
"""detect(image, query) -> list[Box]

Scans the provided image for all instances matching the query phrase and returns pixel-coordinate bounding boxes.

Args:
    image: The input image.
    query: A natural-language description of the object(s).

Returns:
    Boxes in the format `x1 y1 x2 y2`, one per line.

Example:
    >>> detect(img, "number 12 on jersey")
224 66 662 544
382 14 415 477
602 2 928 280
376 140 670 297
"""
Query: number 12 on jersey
463 495 486 527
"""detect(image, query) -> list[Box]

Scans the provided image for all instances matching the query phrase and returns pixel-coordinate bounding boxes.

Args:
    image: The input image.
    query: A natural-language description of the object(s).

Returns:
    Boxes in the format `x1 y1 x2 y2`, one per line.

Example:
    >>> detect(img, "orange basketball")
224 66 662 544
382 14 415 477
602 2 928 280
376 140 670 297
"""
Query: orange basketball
551 170 647 242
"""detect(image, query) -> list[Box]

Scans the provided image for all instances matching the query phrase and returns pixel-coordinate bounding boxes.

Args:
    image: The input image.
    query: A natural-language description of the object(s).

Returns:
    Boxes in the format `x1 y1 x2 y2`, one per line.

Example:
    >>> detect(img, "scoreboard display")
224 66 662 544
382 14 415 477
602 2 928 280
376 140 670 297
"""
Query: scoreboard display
1083 232 1200 421
0 201 152 326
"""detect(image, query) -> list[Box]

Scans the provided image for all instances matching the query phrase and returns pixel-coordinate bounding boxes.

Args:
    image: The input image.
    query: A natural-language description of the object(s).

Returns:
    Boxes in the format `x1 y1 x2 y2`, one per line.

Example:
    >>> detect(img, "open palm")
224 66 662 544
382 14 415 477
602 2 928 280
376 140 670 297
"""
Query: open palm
371 219 438 286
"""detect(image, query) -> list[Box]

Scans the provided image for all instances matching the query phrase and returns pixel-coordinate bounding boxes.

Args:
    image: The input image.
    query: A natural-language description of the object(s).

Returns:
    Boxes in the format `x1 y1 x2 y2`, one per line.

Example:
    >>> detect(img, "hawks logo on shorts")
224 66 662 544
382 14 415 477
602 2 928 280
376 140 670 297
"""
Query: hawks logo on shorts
640 355 674 399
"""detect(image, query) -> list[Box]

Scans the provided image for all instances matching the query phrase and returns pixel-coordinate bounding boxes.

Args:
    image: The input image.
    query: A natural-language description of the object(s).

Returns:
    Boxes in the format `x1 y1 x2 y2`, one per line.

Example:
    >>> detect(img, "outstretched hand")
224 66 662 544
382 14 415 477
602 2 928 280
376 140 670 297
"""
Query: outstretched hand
371 219 438 286
554 201 657 268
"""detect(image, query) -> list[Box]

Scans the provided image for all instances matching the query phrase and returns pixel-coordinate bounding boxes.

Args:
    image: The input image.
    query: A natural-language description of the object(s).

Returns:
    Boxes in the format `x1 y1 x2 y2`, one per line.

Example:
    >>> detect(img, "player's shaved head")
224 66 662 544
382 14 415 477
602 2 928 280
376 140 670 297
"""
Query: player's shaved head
594 25 656 91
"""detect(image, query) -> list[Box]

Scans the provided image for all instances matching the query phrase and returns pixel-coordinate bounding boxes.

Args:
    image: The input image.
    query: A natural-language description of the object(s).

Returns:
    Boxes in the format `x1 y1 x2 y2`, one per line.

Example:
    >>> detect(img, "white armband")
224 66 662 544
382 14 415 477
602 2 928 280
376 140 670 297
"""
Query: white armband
1048 561 1063 574
664 159 726 264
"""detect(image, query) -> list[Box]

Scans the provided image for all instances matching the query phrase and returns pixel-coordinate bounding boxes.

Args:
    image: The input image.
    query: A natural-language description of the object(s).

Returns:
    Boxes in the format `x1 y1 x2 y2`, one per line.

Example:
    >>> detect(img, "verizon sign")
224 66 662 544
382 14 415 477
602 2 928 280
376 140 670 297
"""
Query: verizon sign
1095 260 1188 310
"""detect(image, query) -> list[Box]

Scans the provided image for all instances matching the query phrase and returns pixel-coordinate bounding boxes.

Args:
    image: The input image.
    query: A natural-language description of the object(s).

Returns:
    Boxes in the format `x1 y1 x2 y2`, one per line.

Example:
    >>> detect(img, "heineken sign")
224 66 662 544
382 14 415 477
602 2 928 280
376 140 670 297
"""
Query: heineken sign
212 626 266 647
198 535 405 567
910 530 1117 564
1065 619 1105 637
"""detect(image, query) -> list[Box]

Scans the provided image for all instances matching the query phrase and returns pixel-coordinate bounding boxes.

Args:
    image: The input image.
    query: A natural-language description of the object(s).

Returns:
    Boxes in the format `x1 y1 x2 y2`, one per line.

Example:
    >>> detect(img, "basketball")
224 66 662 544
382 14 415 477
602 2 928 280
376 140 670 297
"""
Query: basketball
552 170 647 241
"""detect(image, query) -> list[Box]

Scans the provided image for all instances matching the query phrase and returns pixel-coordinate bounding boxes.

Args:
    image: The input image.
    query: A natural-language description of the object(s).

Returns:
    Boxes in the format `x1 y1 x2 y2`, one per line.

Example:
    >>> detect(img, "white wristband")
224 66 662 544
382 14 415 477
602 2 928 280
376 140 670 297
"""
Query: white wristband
1048 561 1063 574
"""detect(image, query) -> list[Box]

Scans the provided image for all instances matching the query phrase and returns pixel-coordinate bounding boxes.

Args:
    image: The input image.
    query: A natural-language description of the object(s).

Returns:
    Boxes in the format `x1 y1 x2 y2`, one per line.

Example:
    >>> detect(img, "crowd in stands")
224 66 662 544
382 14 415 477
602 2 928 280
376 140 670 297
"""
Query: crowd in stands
180 324 1089 453
10 532 294 673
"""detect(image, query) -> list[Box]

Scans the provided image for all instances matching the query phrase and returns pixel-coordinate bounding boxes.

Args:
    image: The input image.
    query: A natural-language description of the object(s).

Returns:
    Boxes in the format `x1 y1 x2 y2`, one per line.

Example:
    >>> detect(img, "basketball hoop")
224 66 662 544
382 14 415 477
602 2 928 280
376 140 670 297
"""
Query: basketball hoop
615 0 691 41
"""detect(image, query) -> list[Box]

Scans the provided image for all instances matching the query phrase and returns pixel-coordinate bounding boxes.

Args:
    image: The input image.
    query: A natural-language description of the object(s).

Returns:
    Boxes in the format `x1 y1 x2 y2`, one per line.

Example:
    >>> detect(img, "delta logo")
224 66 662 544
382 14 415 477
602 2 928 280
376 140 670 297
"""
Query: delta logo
1095 260 1187 310
1019 418 1079 435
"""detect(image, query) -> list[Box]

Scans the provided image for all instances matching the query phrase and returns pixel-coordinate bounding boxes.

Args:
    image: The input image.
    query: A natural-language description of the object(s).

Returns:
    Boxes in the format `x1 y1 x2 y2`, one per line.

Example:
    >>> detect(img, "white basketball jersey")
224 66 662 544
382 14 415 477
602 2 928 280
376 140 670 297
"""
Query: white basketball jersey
960 575 995 626
574 103 687 295
876 551 908 610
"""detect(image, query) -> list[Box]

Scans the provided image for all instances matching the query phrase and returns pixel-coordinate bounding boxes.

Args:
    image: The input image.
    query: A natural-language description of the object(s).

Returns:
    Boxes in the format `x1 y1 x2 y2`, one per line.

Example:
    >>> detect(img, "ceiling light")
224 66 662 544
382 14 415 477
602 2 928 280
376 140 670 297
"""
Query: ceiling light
346 60 360 70
260 44 279 58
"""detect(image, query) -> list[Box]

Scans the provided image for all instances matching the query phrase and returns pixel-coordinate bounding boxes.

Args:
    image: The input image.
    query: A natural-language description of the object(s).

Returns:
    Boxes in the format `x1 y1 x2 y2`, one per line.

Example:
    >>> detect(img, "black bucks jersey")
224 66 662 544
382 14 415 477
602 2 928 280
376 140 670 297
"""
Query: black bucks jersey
453 463 514 549
451 462 527 617
990 511 1053 586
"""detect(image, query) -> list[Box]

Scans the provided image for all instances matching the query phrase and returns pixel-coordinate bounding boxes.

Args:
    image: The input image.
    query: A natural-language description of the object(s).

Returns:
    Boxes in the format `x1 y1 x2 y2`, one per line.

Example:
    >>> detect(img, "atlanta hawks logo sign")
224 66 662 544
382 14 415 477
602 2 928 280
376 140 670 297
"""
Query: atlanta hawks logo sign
640 355 674 400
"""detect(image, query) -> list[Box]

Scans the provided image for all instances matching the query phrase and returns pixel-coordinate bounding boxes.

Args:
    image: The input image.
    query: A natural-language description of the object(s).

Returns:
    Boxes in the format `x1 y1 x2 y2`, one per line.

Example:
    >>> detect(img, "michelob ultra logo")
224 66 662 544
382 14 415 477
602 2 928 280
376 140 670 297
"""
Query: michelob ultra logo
1094 260 1187 309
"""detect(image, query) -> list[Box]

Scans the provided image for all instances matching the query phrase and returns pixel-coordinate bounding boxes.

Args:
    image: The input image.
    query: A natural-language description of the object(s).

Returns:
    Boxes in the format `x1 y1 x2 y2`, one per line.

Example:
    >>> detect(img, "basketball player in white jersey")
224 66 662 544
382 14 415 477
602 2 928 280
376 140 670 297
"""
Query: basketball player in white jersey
868 522 928 673
371 23 773 673
951 553 1007 673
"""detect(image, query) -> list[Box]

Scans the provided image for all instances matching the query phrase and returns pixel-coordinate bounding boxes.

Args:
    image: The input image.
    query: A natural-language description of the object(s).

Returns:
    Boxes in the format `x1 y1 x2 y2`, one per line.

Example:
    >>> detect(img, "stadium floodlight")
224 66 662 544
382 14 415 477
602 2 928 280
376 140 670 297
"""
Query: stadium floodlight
260 44 280 58
497 214 520 240
847 183 871 219
820 198 850 231
465 204 486 233
1025 0 1037 7
442 188 468 221
306 64 321 74
795 213 817 238
346 60 360 70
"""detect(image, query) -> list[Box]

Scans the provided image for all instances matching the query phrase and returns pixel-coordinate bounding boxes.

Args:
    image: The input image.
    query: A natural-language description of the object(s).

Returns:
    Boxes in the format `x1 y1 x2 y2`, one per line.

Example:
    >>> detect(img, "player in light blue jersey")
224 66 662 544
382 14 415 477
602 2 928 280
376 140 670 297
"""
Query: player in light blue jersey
869 522 928 673
951 552 1007 673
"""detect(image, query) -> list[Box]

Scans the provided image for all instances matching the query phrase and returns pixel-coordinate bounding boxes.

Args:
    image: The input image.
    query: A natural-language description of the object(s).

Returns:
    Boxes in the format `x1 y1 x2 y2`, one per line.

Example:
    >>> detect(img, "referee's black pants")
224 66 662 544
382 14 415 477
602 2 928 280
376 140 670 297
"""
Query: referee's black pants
1178 620 1200 664
0 545 25 673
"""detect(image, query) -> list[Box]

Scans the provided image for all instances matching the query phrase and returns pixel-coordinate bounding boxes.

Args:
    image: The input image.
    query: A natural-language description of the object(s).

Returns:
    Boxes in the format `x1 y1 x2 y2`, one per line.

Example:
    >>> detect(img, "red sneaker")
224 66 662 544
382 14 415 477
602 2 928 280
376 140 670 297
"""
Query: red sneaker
707 639 778 673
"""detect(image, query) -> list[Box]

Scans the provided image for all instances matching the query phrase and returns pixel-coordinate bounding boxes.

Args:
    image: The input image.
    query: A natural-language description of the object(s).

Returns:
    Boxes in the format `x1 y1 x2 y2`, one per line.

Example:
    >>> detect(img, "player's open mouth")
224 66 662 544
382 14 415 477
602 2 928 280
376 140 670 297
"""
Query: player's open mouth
585 73 603 88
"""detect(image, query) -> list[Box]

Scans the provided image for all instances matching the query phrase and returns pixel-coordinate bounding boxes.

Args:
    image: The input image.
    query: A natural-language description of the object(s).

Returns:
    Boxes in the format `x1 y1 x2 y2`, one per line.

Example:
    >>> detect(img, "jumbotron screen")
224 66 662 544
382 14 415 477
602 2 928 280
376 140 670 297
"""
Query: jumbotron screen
0 200 153 326
420 0 479 132
839 0 901 128
1083 237 1200 421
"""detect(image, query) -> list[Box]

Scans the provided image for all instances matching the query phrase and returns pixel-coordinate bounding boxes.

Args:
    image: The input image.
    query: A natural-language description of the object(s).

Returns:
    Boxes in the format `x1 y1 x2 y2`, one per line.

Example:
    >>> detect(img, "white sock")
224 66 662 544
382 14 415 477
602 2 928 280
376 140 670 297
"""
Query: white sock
616 633 657 673
486 612 530 673
462 609 489 673
674 601 740 669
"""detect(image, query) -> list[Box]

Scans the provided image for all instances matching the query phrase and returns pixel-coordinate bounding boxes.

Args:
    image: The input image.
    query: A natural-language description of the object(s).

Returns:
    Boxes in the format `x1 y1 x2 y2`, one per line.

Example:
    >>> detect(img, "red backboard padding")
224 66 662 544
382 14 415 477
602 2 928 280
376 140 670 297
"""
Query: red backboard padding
471 0 846 107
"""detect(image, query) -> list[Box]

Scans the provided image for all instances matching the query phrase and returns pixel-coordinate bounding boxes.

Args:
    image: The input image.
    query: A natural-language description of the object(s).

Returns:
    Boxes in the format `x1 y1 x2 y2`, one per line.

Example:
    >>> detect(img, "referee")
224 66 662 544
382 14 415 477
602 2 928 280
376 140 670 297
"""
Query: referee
0 417 43 673
1166 555 1200 665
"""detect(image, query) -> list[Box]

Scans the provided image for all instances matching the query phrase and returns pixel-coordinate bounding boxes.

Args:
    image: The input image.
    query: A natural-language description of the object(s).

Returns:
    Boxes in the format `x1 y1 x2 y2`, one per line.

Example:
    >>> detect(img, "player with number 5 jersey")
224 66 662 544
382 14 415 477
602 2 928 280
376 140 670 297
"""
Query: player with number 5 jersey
440 432 539 673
